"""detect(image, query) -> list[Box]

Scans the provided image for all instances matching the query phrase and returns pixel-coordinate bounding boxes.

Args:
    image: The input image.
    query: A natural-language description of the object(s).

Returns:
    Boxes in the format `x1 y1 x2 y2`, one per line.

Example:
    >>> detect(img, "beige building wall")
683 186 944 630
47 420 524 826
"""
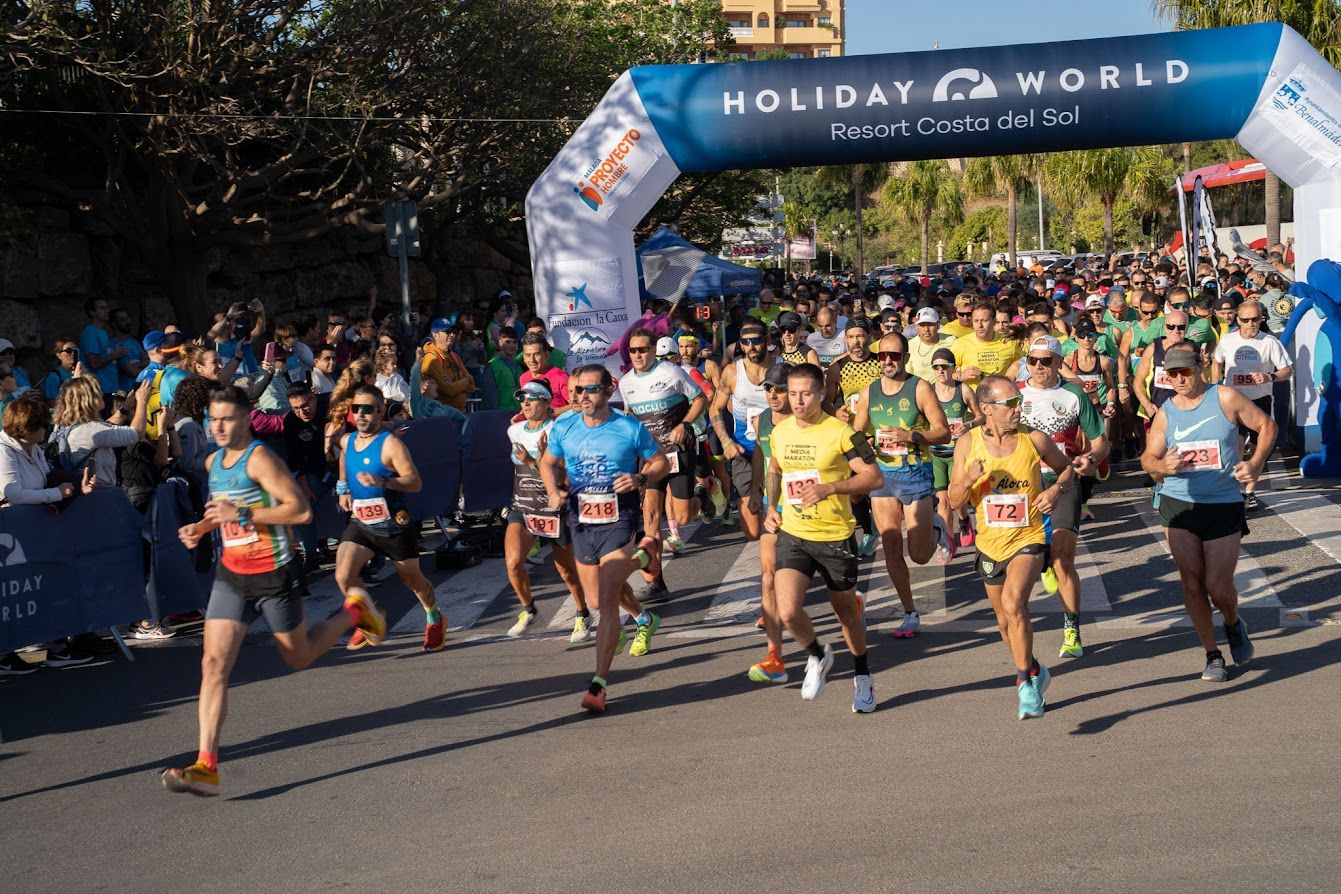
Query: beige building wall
718 0 845 60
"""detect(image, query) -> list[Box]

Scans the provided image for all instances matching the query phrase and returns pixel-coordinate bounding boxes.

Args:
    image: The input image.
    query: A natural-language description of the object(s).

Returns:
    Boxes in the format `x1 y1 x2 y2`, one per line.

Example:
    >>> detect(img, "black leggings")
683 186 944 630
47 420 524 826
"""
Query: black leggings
853 495 875 536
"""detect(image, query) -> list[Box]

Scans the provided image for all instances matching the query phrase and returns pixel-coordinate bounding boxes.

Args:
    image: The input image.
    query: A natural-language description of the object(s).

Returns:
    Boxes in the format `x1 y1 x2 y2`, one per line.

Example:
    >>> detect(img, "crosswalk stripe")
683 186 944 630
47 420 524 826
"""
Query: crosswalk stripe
1030 539 1114 614
701 539 761 623
388 558 508 635
1266 491 1341 564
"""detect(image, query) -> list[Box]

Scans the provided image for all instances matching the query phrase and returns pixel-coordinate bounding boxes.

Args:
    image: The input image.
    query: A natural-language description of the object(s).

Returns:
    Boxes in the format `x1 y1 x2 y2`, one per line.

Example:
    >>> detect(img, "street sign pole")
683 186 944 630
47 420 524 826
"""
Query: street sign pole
384 200 421 336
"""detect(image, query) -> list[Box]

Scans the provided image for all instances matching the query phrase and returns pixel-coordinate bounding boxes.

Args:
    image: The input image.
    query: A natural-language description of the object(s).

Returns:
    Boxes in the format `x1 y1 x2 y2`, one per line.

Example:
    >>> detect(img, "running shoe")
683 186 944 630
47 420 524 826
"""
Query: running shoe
1244 492 1263 512
1225 616 1255 666
1201 654 1229 682
507 608 538 638
852 674 876 713
344 587 387 646
570 615 592 644
1059 626 1084 659
1081 503 1095 521
665 532 685 554
1040 567 1060 595
933 518 955 565
1033 661 1052 700
748 653 788 684
800 643 834 701
628 613 661 657
1017 677 1045 720
892 611 920 638
346 629 370 651
129 621 175 641
708 480 727 517
423 615 446 652
642 577 670 604
161 760 219 797
721 506 735 526
632 536 657 570
858 532 879 558
0 652 38 676
755 614 766 629
581 685 607 713
43 644 95 668
958 515 976 549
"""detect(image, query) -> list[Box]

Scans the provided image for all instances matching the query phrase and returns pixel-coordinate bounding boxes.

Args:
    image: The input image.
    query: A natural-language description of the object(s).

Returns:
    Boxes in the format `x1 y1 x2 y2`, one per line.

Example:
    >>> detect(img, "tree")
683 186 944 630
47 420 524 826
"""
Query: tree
1152 0 1341 246
816 164 889 275
1044 147 1167 259
964 154 1040 265
882 160 963 273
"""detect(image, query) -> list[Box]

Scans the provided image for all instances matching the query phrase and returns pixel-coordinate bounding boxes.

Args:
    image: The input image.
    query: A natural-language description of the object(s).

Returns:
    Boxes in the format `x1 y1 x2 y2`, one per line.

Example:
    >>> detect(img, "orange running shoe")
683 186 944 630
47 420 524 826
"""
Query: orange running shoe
343 586 387 646
346 629 371 651
423 615 446 652
161 760 219 797
581 686 607 713
747 652 788 684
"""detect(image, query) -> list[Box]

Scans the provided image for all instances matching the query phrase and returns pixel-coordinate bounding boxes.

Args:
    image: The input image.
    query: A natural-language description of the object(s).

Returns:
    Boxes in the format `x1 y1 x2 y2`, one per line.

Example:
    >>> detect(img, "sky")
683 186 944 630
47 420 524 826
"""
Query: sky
844 0 1172 56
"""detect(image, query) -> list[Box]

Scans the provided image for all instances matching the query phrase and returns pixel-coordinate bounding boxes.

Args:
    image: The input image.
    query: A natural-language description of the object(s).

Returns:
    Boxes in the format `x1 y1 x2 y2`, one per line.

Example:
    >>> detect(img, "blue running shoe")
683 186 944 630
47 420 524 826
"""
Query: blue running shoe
1225 616 1254 666
1017 678 1045 720
1033 661 1051 701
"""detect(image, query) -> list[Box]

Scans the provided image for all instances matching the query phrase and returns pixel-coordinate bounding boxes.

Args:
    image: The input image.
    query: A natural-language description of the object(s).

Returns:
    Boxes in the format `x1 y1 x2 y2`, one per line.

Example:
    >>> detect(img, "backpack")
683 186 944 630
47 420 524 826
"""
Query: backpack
45 425 97 479
120 439 165 514
144 368 168 440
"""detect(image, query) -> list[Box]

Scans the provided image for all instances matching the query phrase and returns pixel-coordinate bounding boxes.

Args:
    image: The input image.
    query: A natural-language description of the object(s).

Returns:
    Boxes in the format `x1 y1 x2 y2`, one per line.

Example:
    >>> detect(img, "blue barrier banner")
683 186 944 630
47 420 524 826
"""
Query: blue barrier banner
461 410 515 513
0 489 147 653
399 417 463 520
146 478 215 619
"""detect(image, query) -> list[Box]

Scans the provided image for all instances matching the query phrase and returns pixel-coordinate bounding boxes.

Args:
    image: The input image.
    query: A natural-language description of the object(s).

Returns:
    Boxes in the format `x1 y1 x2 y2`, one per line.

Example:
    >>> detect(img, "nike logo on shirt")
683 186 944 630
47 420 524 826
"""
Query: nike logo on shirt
1173 417 1215 440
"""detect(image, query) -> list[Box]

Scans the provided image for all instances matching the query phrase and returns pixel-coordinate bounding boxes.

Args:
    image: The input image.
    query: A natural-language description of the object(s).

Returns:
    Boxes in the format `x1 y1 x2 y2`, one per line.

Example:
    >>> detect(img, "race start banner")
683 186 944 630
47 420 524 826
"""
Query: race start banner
528 22 1341 458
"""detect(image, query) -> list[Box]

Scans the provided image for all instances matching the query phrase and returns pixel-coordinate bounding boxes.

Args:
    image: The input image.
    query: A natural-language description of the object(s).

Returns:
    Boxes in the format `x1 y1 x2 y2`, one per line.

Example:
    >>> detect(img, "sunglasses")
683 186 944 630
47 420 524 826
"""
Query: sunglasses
764 384 788 394
57 347 77 354
780 326 799 334
628 346 651 354
931 363 954 371
516 394 549 403
1139 308 1158 316
573 384 605 395
956 311 973 318
739 336 765 346
1077 332 1097 340
1170 302 1189 310
1026 355 1053 366
877 351 904 362
1238 316 1262 323
1165 367 1197 379
350 403 379 415
1165 324 1187 331
983 395 1023 408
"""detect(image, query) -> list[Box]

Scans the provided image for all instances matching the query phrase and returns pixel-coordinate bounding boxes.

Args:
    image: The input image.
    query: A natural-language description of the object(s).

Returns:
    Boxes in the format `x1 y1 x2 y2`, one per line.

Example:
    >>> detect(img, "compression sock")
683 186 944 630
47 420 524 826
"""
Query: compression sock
853 653 870 677
425 606 442 624
1064 612 1080 631
806 639 826 660
197 750 218 772
668 518 680 538
588 675 607 695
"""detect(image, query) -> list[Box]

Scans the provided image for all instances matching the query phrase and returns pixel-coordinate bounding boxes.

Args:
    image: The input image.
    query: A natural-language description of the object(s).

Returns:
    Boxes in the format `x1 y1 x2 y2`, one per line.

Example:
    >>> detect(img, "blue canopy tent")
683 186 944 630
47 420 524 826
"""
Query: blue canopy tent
636 225 761 303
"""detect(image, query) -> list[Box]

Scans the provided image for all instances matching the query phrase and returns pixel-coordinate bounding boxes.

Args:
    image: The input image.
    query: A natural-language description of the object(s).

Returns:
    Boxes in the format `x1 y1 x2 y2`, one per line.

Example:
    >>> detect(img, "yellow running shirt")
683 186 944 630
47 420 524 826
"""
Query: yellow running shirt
770 414 875 542
951 335 1021 388
966 426 1046 563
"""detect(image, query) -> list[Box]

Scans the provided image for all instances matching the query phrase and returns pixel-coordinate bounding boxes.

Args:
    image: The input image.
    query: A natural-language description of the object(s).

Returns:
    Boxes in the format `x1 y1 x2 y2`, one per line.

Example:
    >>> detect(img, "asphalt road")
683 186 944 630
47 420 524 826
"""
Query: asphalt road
4 461 1341 893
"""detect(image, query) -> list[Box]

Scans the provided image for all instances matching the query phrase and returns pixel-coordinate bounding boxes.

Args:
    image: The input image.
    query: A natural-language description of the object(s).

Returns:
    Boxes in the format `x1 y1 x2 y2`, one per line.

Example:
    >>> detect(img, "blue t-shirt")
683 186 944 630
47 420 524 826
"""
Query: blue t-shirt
13 367 30 389
114 335 146 392
546 410 658 496
79 323 118 394
159 365 188 407
43 367 73 400
217 339 259 377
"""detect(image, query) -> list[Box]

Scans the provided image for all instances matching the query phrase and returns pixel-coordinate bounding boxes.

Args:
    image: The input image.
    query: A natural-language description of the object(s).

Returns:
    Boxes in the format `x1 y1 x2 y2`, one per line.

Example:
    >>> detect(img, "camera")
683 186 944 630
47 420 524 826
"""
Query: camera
230 312 254 341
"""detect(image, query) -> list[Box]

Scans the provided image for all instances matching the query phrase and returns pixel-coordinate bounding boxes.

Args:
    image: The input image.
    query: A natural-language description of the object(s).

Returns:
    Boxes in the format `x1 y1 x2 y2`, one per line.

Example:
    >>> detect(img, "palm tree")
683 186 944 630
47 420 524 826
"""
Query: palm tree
817 164 889 276
882 160 963 273
1044 147 1167 259
964 154 1040 266
1153 0 1341 246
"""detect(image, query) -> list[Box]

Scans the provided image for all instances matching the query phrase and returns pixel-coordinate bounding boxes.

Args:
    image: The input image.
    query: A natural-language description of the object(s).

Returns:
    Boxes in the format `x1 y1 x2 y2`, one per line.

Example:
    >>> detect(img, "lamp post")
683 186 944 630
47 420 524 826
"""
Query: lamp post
831 225 851 273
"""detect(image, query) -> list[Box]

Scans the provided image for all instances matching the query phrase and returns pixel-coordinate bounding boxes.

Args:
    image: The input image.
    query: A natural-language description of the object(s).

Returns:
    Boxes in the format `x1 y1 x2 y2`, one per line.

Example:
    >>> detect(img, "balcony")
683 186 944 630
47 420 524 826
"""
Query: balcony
782 0 824 10
780 26 838 45
728 25 755 40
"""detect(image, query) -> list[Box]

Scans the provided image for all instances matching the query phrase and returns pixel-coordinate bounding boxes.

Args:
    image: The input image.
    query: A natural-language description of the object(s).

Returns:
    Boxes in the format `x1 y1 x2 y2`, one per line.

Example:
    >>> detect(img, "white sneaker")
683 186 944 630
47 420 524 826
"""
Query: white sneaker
932 518 954 565
852 674 876 713
800 643 834 701
507 609 538 638
570 615 592 644
665 532 685 554
892 611 920 638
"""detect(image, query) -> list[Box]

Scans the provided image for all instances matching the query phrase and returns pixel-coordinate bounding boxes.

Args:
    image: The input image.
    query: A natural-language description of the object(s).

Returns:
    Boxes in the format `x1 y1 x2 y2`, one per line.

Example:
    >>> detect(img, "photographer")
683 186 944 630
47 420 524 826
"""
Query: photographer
208 299 266 377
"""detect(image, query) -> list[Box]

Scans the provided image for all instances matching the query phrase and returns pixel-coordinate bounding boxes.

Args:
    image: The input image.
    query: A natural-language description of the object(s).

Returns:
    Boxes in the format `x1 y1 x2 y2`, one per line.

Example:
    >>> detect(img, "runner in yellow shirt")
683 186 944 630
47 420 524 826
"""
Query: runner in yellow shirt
951 302 1022 389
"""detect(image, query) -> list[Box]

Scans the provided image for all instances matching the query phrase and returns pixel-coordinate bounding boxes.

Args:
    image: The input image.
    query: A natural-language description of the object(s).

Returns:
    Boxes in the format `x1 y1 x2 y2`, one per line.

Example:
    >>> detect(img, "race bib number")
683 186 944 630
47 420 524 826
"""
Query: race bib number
1079 374 1101 393
946 416 964 438
1177 439 1221 471
1153 366 1172 389
876 429 908 455
1231 373 1256 387
221 521 258 548
745 408 764 440
523 513 560 538
667 451 680 475
983 493 1029 528
783 469 821 505
577 492 618 525
352 497 390 524
847 393 861 413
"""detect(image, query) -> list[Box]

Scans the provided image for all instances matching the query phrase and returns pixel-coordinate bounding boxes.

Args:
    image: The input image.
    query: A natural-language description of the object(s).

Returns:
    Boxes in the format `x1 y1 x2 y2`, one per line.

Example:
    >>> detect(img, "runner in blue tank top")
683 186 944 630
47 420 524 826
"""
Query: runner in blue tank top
1141 343 1277 683
334 383 444 653
541 363 671 714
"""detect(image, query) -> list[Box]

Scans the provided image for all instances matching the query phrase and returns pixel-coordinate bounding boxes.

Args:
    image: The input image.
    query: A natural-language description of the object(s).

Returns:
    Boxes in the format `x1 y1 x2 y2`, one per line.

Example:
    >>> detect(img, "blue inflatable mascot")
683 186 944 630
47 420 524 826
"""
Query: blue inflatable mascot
1281 259 1341 478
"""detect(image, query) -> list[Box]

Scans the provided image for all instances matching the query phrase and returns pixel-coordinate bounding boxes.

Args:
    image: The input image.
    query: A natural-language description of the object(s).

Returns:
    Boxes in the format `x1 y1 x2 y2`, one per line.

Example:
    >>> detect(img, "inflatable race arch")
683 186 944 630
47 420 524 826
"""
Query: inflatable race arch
527 23 1341 468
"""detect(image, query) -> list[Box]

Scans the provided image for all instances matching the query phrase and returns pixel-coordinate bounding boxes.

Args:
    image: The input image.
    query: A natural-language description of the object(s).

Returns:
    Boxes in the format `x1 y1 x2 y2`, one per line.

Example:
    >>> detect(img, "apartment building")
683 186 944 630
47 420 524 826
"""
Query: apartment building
720 0 845 60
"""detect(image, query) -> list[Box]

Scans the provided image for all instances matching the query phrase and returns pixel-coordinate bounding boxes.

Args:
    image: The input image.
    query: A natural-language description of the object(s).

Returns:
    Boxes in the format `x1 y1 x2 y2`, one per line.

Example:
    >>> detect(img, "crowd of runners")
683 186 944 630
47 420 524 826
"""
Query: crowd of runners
147 246 1298 795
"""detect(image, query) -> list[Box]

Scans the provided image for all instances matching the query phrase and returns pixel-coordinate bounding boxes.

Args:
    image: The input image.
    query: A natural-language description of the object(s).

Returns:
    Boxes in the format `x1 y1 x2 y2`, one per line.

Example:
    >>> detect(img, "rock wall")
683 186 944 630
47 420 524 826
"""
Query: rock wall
0 198 532 381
